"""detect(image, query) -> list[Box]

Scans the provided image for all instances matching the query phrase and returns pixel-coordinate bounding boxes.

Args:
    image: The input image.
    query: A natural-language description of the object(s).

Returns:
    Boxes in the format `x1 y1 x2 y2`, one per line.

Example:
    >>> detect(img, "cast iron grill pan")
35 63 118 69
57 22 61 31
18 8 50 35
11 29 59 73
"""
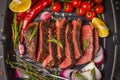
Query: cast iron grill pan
0 0 120 80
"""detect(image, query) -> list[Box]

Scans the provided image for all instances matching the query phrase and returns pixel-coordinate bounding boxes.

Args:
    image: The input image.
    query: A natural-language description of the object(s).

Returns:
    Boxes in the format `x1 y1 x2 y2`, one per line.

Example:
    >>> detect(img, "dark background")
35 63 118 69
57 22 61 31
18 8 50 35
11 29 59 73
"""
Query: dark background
0 0 120 80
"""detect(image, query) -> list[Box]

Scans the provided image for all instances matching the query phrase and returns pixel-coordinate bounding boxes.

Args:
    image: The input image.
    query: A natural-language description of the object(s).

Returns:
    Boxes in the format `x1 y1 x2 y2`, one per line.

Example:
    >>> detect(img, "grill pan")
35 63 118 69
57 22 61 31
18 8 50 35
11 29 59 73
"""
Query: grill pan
0 0 120 80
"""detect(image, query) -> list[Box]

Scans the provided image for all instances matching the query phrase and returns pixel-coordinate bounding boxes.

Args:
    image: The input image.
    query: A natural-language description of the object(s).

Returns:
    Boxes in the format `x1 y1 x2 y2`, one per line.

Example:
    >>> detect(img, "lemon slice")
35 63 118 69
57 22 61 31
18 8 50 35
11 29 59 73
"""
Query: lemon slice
92 17 109 37
9 0 31 12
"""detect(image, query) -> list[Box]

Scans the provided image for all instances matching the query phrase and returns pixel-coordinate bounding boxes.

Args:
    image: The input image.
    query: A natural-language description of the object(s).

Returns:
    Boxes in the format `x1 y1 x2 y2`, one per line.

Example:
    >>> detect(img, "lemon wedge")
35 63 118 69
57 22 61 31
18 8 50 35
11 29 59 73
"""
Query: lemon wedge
92 17 109 37
9 0 31 12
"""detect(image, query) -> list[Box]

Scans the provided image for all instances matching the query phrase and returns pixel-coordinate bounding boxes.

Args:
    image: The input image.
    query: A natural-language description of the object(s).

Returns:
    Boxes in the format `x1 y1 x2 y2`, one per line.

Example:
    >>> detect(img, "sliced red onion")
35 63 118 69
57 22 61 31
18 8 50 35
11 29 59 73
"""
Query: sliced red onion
16 69 29 78
80 62 102 80
81 62 95 72
61 69 75 78
94 46 105 65
18 42 25 56
16 69 20 78
95 67 102 80
40 12 52 20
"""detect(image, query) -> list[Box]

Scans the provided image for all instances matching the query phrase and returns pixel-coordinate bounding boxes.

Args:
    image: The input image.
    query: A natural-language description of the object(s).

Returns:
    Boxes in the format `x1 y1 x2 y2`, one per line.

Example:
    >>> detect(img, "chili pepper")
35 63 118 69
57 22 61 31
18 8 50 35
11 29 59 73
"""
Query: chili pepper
17 12 26 25
16 0 38 25
20 0 52 43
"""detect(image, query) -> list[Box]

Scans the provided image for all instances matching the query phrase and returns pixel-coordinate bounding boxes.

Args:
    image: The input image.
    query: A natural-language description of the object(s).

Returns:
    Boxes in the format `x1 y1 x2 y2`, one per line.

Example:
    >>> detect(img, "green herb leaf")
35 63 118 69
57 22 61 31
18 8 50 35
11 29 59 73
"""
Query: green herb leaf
19 20 23 32
6 54 49 80
12 13 20 50
53 70 58 80
91 68 96 80
74 72 86 80
83 39 89 51
30 26 38 40
48 37 63 48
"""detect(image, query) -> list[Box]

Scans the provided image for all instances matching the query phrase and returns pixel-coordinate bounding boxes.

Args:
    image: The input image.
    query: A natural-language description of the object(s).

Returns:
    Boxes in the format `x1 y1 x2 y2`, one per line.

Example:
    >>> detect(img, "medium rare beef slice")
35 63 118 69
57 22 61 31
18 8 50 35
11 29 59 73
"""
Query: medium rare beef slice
37 21 50 63
76 24 93 65
93 28 99 56
24 22 39 60
72 18 82 60
59 23 75 69
42 21 57 68
55 18 68 64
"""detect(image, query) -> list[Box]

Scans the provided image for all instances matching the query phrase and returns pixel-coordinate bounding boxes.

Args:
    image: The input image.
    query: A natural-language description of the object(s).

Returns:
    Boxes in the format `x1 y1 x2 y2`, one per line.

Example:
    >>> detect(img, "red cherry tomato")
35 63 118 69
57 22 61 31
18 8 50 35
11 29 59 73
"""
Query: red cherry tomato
94 4 104 14
51 2 61 12
76 7 85 16
72 0 82 7
85 11 96 20
93 0 103 4
64 2 73 13
81 1 91 12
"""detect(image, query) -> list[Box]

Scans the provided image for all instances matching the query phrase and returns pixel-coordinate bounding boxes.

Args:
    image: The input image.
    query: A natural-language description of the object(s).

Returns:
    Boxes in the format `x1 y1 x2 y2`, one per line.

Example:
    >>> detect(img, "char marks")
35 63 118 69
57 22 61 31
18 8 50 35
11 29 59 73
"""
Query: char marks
24 18 99 69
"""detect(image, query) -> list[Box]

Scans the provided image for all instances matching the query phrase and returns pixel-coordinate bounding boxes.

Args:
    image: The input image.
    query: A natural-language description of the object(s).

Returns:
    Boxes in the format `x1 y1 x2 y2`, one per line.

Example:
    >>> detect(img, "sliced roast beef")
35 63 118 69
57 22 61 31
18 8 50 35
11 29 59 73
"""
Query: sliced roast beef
55 18 68 64
93 28 99 56
24 22 39 60
59 23 75 69
37 20 50 63
42 21 57 68
76 24 93 65
72 18 82 60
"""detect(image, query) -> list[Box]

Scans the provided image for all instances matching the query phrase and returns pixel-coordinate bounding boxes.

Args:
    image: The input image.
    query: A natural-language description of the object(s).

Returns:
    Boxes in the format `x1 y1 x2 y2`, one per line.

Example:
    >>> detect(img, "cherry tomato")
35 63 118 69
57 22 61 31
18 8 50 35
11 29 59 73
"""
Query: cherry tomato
76 7 85 16
64 2 73 13
51 2 61 12
85 11 96 20
72 0 82 7
81 1 91 12
94 4 104 14
93 0 103 4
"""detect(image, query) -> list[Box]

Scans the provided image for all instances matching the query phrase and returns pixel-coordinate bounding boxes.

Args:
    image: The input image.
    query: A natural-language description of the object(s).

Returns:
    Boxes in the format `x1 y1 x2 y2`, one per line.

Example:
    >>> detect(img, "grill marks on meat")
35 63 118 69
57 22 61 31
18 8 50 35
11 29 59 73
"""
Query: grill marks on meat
24 22 39 60
72 18 82 60
55 18 68 64
59 23 75 69
37 20 50 63
42 21 57 68
77 24 93 65
25 18 100 69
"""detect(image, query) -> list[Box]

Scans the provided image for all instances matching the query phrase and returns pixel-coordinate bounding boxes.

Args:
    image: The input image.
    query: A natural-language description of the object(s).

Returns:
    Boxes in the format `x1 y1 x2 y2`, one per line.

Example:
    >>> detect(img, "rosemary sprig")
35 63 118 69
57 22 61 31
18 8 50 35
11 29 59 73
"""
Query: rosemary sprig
48 36 63 48
12 13 22 50
30 26 38 40
6 55 48 80
53 70 58 80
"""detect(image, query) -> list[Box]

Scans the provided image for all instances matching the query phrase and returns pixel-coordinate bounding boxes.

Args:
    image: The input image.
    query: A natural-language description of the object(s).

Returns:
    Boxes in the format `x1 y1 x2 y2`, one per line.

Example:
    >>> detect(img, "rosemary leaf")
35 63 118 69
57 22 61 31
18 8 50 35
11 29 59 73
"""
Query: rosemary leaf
83 39 89 51
19 20 23 32
74 72 86 80
91 68 96 80
48 37 63 48
30 26 38 40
